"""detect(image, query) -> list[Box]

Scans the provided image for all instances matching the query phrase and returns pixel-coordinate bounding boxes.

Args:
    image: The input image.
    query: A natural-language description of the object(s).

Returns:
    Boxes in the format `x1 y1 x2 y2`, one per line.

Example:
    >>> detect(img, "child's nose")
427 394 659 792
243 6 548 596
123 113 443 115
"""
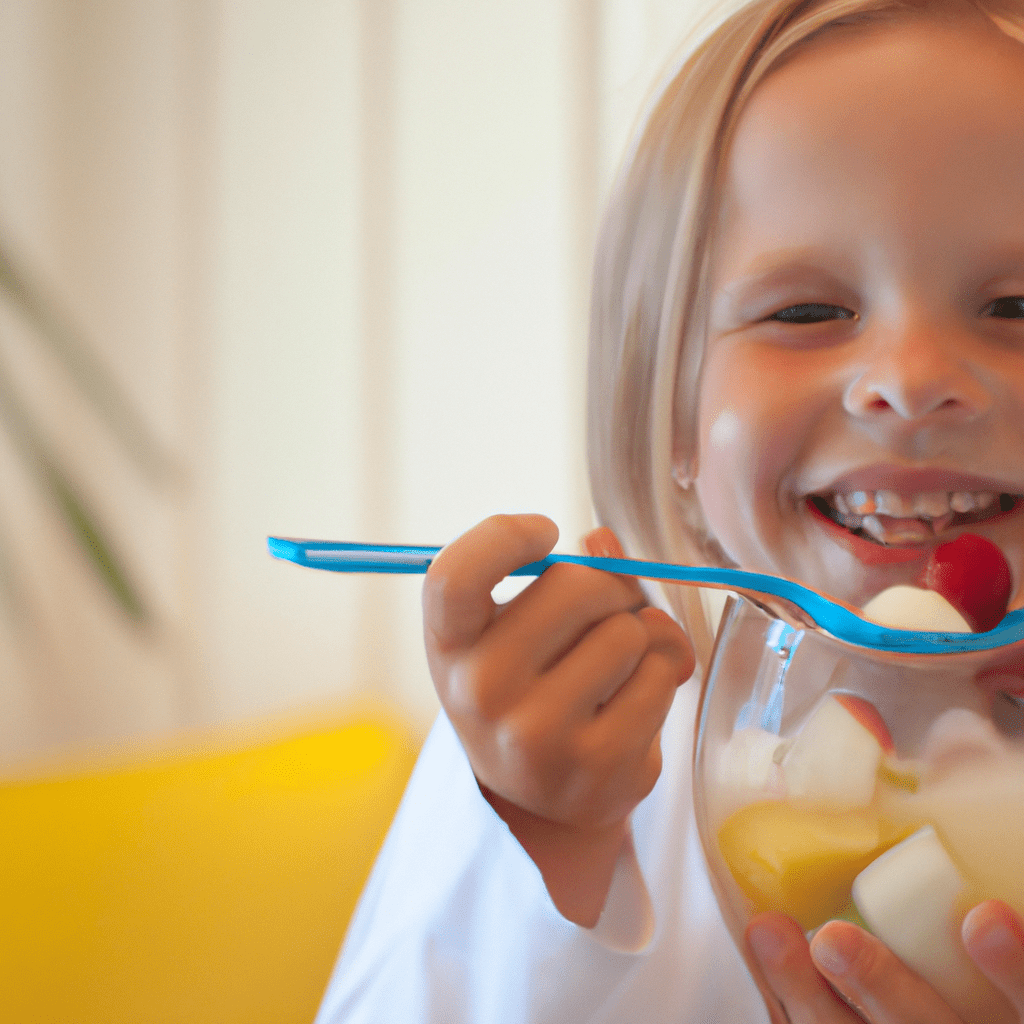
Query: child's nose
841 323 992 423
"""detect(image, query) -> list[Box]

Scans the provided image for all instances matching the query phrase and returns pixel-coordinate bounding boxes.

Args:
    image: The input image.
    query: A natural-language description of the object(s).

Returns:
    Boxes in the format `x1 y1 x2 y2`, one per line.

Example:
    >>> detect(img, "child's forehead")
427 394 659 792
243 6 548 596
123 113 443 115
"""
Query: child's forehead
706 9 1024 282
763 7 1021 97
727 10 1024 176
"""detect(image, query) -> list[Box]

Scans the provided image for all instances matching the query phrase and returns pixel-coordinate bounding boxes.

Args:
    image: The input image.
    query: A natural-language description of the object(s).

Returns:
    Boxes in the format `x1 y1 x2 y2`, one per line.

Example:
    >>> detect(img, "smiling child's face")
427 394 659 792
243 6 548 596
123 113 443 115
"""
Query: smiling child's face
695 11 1024 610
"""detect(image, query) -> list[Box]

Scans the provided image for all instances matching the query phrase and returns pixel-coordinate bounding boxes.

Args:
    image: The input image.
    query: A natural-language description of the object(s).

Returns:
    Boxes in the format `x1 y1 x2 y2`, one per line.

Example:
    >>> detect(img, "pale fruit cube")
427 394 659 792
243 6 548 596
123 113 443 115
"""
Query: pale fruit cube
921 708 1006 775
716 727 787 797
782 694 886 809
718 801 910 931
852 826 1010 1022
903 757 1024 926
861 585 971 632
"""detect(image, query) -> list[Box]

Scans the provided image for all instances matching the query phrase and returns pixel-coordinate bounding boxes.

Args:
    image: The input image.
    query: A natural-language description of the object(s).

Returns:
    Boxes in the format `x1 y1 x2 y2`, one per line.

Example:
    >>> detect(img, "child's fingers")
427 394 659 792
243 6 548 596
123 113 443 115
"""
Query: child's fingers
563 606 693 724
808 920 967 1024
480 582 688 731
750 910 1018 1024
746 914 859 1024
637 605 697 691
481 560 646 678
593 608 694 726
537 609 651 718
579 616 693 818
423 513 558 653
963 900 1024 1014
440 565 646 725
426 516 694 833
498 607 692 826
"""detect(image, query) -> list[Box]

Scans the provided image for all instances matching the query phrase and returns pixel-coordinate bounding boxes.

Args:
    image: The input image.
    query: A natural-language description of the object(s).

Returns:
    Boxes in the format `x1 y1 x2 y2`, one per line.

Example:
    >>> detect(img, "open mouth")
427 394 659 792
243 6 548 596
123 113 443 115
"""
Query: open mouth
809 488 1022 547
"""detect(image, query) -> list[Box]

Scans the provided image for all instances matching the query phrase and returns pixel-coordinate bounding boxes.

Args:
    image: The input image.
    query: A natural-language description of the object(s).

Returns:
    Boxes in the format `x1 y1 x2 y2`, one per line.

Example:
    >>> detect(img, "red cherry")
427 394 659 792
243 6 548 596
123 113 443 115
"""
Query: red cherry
924 534 1012 633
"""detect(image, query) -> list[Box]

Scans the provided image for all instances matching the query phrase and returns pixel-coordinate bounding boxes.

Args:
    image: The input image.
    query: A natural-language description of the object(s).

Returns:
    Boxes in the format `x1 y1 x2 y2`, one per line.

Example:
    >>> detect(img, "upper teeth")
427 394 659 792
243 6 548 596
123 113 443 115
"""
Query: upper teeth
841 489 997 519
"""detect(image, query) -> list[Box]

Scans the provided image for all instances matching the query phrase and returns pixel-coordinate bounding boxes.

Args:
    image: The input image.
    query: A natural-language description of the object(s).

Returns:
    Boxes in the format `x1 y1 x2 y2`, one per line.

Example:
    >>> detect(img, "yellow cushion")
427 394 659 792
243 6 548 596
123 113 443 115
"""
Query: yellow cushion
0 707 419 1024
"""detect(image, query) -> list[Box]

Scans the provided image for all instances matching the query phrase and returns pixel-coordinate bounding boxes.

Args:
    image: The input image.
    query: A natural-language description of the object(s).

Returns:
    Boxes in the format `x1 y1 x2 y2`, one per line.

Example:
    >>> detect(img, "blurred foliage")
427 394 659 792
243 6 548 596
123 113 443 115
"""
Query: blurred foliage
0 239 174 629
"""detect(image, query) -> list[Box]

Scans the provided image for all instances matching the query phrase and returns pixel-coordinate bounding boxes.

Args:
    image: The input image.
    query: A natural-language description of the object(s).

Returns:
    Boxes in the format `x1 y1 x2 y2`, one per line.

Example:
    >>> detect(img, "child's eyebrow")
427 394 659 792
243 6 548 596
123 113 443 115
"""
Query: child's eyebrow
713 247 1024 318
974 249 1024 282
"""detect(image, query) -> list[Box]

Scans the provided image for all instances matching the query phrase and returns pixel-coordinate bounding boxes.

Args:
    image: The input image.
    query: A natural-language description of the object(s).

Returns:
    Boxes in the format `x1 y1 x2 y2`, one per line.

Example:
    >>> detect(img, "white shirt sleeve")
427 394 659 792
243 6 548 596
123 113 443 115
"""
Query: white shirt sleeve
314 681 766 1024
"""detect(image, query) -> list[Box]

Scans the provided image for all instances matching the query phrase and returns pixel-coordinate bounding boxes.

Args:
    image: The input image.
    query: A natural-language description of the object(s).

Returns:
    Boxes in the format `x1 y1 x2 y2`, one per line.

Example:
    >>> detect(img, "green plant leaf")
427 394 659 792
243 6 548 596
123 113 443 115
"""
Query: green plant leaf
0 508 28 626
40 456 148 625
0 349 149 627
0 238 175 488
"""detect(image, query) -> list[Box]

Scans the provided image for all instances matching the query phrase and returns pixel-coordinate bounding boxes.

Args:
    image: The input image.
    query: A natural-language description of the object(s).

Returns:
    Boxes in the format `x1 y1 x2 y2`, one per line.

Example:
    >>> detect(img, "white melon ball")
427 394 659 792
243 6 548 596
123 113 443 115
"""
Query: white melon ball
861 585 971 632
922 708 1006 773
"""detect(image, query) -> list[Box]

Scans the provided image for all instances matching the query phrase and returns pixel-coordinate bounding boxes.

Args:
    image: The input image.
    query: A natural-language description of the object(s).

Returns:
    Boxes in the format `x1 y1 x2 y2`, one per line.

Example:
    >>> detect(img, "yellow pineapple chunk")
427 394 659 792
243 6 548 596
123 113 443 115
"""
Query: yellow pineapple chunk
718 800 913 931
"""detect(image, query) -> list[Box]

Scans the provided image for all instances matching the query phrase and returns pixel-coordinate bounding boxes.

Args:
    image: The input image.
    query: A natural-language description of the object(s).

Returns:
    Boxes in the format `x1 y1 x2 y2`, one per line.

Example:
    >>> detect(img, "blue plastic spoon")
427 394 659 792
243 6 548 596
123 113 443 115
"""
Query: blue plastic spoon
267 536 1024 655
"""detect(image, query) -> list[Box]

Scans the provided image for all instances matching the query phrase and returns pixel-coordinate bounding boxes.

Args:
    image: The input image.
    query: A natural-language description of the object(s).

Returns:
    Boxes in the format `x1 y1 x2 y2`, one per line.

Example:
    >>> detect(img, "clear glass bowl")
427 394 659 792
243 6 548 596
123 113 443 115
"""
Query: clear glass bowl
693 596 1024 1024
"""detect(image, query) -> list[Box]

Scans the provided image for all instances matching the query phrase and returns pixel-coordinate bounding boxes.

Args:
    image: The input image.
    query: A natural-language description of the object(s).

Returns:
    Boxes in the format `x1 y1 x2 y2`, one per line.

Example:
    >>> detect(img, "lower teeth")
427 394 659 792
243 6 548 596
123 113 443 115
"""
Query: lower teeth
861 515 933 545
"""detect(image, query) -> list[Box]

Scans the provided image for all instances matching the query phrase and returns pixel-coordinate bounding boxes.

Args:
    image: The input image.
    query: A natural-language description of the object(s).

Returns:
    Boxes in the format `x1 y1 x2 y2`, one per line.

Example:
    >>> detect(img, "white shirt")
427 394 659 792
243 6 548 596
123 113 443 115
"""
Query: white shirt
315 679 766 1023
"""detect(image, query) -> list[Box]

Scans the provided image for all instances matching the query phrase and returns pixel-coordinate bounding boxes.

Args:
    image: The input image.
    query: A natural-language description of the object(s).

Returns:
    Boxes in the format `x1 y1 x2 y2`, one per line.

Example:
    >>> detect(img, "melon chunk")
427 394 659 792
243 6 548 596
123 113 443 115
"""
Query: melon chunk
718 801 910 931
851 826 1009 1022
852 825 967 974
782 694 886 809
716 727 786 797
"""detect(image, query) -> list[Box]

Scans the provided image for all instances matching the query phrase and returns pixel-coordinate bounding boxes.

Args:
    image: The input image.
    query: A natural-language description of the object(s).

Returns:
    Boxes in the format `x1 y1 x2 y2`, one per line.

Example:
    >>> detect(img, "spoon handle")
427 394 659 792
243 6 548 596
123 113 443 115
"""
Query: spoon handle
266 537 1024 655
266 537 818 598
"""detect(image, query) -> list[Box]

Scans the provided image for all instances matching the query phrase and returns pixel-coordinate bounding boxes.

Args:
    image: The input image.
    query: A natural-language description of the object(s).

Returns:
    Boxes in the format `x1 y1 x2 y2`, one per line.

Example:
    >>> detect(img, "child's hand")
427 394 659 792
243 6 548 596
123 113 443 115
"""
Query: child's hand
747 903 1024 1023
422 513 695 926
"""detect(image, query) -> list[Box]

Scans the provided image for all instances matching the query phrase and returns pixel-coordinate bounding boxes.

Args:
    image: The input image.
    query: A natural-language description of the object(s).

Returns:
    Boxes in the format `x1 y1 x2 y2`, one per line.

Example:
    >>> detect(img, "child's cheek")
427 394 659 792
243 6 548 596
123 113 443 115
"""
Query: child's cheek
697 407 761 562
708 409 742 451
697 409 743 517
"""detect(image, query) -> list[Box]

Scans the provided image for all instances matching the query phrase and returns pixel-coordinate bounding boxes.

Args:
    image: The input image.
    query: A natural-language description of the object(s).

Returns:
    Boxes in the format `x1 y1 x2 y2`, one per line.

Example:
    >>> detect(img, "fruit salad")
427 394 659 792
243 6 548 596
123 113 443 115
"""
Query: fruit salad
706 536 1021 1023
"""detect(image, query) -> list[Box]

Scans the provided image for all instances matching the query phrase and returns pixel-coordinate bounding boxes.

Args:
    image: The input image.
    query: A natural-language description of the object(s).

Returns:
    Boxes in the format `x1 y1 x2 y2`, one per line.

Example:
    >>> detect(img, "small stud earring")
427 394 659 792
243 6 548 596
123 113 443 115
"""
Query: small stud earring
672 459 696 490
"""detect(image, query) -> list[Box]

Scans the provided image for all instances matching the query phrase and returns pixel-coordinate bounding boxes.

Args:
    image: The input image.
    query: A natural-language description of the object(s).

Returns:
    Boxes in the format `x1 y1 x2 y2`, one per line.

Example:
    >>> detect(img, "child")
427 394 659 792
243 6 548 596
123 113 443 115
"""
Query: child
317 0 1024 1020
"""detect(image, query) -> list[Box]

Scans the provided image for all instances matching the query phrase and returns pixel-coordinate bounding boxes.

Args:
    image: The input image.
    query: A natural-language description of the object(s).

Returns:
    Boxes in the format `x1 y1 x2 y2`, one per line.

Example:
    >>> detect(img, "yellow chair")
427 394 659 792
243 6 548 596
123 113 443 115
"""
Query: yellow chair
0 705 419 1024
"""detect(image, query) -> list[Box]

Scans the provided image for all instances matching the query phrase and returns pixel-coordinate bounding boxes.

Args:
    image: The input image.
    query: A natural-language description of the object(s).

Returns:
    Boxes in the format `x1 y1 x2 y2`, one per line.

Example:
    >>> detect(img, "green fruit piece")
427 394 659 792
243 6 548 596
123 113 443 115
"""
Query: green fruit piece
833 899 871 931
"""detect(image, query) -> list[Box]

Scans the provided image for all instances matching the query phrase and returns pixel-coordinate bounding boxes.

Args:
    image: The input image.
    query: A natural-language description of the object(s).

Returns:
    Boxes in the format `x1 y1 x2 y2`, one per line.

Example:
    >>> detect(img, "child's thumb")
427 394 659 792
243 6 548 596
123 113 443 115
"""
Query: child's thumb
581 526 625 559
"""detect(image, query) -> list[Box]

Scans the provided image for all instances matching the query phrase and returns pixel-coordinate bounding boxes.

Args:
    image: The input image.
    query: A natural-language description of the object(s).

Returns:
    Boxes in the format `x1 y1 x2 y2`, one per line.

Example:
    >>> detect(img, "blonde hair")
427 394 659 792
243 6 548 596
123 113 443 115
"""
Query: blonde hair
587 0 1024 666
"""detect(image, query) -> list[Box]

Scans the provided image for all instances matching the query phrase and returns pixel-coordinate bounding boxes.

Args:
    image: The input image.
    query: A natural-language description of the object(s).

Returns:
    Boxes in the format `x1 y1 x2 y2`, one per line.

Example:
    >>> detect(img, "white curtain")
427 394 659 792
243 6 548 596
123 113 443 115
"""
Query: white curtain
0 0 709 763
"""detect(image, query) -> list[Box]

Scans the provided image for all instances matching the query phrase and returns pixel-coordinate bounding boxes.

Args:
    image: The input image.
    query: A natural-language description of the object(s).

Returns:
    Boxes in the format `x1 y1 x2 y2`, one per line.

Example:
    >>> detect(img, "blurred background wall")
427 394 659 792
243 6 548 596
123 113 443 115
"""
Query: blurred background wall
0 0 720 765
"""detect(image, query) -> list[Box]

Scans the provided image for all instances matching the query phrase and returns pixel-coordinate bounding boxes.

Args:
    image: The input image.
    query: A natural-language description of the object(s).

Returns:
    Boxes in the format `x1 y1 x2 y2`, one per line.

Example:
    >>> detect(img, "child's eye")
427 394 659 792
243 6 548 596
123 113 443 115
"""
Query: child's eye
984 296 1024 319
764 303 856 324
